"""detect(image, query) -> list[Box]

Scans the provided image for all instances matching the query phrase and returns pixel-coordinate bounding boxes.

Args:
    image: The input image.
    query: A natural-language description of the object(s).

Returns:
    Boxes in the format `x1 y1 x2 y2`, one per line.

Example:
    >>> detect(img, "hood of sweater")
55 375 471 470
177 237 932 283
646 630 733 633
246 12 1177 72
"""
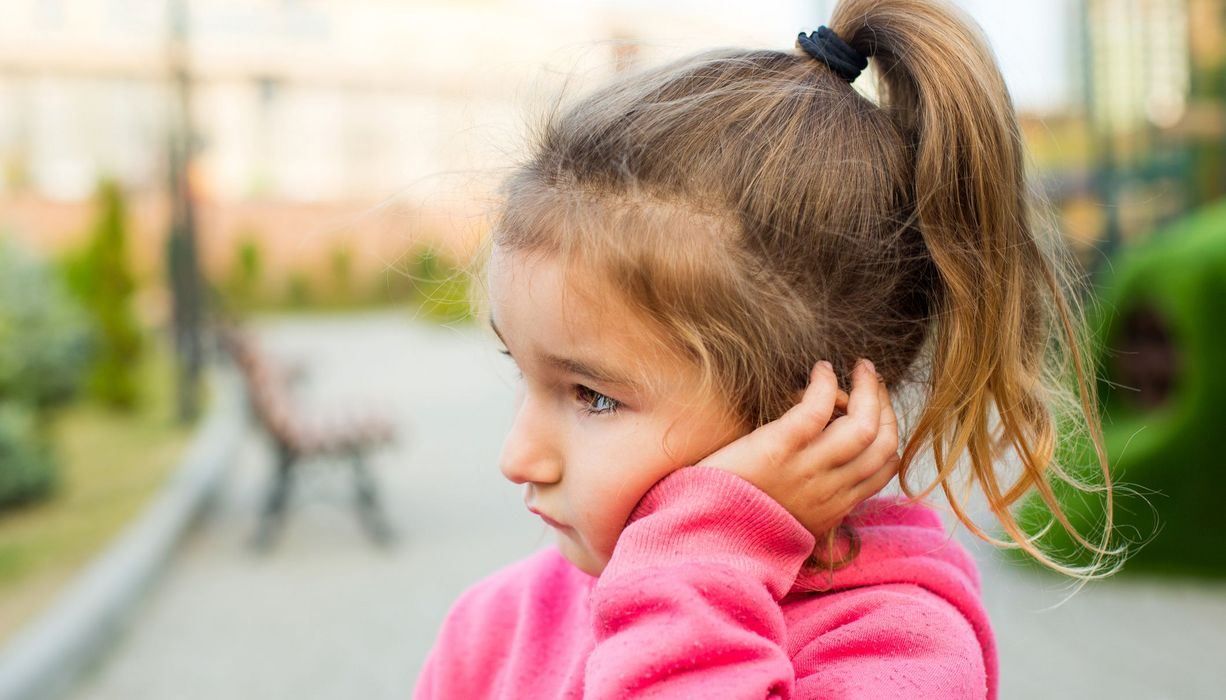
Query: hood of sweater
790 495 998 691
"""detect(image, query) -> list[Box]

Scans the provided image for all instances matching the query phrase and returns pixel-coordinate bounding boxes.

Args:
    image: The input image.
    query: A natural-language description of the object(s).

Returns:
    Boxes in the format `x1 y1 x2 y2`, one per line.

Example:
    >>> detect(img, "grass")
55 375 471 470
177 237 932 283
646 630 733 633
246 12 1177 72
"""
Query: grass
0 340 193 644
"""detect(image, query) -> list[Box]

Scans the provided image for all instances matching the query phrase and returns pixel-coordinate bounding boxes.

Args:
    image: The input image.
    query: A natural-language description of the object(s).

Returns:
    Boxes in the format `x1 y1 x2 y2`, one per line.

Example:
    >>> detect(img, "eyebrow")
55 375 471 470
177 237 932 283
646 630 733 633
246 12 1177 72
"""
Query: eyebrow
490 318 640 389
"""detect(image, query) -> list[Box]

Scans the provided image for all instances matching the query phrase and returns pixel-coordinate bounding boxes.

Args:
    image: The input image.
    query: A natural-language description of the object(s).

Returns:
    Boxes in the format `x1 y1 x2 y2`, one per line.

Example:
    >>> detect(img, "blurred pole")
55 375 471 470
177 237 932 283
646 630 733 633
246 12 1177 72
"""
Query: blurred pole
1082 0 1121 285
1187 0 1226 208
167 0 203 423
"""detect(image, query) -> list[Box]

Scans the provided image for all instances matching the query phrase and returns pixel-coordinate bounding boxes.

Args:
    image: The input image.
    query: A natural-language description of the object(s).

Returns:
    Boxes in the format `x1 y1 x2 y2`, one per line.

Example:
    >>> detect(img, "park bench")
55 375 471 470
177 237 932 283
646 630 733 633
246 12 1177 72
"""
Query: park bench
221 328 397 550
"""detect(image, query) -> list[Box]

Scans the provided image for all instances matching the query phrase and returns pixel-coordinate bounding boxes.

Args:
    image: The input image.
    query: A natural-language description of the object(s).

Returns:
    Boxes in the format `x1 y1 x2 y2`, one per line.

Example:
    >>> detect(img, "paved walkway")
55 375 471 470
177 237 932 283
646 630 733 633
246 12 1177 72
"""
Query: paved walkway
70 312 1225 699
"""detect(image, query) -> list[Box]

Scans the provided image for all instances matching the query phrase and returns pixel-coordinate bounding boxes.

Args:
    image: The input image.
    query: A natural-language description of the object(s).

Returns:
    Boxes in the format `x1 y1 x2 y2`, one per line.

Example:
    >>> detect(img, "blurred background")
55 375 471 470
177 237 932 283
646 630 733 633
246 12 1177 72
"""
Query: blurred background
0 1 1223 699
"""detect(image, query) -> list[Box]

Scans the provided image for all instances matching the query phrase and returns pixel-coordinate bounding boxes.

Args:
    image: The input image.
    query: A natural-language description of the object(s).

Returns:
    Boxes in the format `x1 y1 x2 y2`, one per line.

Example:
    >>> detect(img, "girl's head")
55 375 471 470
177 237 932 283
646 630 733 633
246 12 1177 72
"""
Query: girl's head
489 0 1120 577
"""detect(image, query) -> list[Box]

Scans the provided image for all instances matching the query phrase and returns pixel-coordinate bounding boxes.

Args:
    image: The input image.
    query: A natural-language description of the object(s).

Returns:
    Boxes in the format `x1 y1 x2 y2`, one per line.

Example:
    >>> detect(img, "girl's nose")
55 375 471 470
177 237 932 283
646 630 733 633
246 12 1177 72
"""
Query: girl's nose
498 391 562 486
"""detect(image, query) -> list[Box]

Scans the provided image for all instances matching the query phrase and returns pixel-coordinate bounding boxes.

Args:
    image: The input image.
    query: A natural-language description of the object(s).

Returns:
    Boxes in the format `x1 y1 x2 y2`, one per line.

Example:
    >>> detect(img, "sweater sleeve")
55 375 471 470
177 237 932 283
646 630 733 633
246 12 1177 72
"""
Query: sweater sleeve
412 646 440 699
585 466 816 699
791 584 989 699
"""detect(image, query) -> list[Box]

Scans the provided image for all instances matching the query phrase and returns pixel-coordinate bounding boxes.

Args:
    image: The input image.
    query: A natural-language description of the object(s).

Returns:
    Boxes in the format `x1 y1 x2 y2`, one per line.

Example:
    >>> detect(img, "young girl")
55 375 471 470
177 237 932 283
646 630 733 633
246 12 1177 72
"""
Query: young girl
415 0 1118 697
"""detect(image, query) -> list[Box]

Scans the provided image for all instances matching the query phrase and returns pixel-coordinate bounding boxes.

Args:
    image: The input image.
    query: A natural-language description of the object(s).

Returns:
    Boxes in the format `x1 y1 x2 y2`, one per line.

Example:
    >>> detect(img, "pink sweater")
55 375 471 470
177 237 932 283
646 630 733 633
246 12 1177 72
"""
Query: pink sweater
414 467 996 699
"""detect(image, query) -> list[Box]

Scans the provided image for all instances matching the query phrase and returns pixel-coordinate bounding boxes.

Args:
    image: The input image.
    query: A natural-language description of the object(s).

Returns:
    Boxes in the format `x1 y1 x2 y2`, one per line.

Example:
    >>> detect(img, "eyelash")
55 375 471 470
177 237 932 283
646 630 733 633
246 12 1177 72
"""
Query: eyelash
498 349 621 416
575 385 621 416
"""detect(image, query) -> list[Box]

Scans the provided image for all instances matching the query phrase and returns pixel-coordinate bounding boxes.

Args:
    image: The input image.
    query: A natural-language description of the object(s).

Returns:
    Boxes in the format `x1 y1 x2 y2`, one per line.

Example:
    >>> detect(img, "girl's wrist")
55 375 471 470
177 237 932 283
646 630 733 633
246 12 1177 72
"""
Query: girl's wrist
602 466 815 600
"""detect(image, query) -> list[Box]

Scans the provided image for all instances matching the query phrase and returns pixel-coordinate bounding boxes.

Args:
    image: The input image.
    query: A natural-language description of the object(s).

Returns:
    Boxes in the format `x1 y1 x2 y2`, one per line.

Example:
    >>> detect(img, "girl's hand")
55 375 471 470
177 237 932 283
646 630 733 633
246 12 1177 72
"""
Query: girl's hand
696 359 900 540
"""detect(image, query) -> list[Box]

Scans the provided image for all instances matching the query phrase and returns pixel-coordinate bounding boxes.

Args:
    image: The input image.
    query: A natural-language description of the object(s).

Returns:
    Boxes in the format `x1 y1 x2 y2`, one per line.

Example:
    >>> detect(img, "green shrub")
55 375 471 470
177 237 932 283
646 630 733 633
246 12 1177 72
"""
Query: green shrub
0 237 88 510
223 232 264 309
287 271 312 307
0 237 91 411
0 402 57 509
1015 199 1226 577
64 180 143 409
330 244 353 301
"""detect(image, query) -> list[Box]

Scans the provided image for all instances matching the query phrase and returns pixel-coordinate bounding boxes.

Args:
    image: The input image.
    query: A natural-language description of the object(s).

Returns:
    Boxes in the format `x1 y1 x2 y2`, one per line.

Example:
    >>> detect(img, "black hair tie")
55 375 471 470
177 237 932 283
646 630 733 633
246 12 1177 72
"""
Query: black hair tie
797 26 868 83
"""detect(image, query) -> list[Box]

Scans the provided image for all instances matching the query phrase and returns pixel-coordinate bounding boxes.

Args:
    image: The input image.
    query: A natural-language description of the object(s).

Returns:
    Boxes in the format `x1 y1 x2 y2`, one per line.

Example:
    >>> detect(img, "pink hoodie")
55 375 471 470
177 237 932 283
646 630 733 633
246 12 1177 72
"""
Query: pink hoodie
414 467 996 699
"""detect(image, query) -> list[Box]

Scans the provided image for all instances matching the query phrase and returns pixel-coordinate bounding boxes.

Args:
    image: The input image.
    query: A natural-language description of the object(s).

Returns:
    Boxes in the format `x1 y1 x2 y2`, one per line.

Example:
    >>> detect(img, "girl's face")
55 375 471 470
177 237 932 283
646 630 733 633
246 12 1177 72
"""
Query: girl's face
488 246 746 576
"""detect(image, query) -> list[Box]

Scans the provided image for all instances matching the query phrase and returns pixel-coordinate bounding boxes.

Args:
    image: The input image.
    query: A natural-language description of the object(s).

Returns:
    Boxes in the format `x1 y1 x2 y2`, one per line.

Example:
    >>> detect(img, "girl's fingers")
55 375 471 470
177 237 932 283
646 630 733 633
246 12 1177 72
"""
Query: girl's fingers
851 451 901 502
830 428 897 500
846 383 902 501
775 361 840 444
820 359 881 459
873 381 899 448
877 382 896 426
831 388 850 419
837 382 898 478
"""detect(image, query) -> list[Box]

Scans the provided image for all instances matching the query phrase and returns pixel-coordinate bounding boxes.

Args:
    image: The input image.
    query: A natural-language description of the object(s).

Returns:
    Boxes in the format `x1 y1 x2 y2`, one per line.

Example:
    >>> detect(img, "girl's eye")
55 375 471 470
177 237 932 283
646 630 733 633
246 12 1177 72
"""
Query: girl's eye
576 385 620 416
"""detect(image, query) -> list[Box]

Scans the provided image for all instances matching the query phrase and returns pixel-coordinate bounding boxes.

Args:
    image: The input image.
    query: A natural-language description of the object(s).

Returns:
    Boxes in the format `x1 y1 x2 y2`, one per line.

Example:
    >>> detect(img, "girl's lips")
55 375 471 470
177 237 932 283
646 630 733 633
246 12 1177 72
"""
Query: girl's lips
528 507 569 530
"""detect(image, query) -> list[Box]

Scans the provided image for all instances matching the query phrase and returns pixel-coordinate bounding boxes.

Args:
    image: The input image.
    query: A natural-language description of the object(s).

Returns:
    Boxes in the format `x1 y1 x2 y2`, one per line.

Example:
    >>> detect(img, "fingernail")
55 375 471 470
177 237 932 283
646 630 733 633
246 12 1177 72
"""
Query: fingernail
819 360 833 371
865 359 875 374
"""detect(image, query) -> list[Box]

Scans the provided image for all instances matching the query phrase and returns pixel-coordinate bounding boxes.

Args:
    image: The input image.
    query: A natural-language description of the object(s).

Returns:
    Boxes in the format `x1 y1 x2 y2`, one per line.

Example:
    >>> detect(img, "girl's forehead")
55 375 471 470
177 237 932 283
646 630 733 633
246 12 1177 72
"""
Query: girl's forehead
489 247 628 342
487 247 686 389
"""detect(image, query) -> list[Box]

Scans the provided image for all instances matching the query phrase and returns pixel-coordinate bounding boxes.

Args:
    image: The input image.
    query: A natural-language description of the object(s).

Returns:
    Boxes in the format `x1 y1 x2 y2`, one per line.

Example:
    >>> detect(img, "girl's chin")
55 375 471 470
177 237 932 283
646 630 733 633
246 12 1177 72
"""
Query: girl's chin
556 533 607 577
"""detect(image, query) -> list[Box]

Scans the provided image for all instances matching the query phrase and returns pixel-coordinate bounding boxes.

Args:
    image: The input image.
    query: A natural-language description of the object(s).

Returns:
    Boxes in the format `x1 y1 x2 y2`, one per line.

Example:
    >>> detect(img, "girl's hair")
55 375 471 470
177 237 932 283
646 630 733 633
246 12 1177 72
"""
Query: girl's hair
492 0 1122 577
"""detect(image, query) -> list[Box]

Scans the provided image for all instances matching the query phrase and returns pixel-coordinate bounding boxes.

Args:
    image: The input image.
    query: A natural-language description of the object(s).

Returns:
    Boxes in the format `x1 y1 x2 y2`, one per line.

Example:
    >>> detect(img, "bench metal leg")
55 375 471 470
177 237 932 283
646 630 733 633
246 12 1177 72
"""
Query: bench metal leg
251 447 296 551
351 452 396 547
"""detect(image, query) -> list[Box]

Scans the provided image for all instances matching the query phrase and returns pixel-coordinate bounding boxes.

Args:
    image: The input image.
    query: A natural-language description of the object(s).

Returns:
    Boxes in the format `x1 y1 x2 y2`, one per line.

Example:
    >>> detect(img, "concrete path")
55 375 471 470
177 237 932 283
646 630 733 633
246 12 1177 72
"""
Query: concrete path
68 312 1226 699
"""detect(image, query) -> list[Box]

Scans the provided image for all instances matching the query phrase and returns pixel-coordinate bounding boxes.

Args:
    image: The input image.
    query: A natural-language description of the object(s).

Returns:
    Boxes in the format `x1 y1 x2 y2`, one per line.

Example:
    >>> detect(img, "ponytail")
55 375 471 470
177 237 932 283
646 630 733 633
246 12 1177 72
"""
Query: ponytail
831 0 1124 577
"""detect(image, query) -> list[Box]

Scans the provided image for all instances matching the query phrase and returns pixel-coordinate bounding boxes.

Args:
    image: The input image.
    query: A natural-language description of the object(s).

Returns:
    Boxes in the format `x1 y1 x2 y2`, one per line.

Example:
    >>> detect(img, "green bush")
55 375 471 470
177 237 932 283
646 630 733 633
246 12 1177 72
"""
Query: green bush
0 402 57 509
222 232 264 309
286 271 313 308
1015 199 1226 577
330 244 354 301
0 236 89 509
0 238 92 410
64 180 143 409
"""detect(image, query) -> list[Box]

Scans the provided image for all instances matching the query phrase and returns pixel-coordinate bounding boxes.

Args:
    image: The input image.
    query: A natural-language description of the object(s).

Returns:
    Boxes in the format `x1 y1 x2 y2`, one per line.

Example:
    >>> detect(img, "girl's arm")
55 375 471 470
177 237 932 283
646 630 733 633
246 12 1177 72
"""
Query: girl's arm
585 465 814 699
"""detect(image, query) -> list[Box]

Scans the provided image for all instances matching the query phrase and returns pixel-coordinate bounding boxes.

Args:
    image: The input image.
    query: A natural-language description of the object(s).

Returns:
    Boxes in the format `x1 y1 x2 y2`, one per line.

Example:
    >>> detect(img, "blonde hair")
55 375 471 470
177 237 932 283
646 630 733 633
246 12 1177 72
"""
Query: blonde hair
493 0 1123 578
